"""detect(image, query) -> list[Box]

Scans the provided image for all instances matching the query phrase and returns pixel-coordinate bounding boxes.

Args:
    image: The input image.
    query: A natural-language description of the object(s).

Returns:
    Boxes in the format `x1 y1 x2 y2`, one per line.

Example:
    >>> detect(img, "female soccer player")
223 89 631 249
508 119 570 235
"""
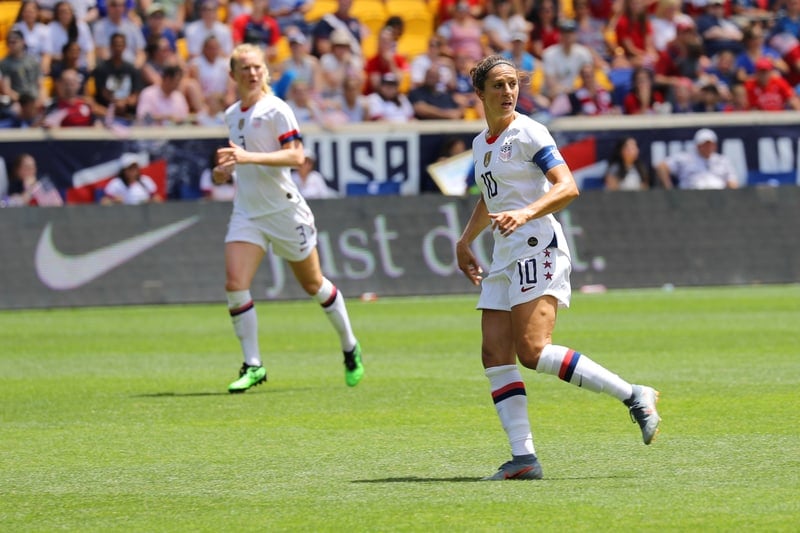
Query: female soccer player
214 44 364 393
455 55 660 480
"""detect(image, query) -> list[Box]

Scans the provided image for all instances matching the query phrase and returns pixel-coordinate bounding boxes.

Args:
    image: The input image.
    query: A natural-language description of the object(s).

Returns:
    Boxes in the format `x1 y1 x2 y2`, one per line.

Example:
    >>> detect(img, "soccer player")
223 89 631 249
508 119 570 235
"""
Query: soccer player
214 43 365 393
455 55 661 480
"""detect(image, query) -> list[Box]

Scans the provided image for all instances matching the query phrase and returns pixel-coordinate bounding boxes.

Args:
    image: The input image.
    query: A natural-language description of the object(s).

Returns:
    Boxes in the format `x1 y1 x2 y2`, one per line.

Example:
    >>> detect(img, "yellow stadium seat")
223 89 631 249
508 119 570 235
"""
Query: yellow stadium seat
275 36 291 63
0 0 21 54
305 0 338 23
385 1 433 59
361 33 378 58
351 0 388 37
176 37 189 60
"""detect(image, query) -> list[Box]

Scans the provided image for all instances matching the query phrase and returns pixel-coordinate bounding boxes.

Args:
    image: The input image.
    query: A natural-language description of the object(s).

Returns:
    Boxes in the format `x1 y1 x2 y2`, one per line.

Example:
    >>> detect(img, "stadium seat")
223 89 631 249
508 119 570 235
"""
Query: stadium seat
351 0 388 37
385 1 434 58
305 0 338 23
0 0 22 56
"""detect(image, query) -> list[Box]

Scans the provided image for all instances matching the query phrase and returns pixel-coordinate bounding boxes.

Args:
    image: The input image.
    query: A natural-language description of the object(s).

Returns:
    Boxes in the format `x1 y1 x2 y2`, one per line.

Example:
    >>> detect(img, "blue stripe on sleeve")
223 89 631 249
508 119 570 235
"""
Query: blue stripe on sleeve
532 145 566 173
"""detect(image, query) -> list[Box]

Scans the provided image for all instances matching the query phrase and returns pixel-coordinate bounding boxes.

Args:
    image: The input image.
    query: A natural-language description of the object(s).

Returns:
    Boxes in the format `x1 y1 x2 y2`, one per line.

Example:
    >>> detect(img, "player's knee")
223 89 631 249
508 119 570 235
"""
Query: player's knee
517 343 546 370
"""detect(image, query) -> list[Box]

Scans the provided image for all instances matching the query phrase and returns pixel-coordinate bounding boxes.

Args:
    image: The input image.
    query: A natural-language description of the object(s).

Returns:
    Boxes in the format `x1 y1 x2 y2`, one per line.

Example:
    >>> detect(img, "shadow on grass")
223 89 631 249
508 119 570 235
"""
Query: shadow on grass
353 477 482 483
132 388 316 398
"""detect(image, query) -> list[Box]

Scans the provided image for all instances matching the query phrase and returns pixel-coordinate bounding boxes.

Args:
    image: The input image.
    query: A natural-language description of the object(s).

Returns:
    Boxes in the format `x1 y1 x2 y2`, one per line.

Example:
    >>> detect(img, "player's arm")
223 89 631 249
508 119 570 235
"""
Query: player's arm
456 195 491 285
489 149 579 237
217 139 305 168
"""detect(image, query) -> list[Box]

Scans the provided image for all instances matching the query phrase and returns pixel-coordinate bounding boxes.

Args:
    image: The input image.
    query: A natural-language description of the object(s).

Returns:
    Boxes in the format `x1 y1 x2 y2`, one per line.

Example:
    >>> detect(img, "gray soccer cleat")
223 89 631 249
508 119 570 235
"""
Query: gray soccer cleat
626 385 661 444
482 454 543 481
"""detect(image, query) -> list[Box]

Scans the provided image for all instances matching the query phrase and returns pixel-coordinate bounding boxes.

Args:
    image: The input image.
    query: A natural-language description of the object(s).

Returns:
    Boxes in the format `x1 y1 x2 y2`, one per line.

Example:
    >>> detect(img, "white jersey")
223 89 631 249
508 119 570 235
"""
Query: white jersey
224 93 308 218
472 113 570 272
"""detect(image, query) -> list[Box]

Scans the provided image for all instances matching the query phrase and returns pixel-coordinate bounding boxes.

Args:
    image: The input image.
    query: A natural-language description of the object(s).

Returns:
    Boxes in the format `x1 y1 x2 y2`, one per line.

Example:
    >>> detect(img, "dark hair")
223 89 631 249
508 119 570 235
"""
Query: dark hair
470 55 517 91
163 64 183 79
606 136 651 187
54 1 79 42
14 0 37 23
110 32 127 45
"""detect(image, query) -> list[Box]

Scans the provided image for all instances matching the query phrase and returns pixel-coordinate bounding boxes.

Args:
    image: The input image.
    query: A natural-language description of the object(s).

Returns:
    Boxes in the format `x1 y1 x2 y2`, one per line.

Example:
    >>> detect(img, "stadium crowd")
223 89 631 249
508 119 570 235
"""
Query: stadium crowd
2 0 800 129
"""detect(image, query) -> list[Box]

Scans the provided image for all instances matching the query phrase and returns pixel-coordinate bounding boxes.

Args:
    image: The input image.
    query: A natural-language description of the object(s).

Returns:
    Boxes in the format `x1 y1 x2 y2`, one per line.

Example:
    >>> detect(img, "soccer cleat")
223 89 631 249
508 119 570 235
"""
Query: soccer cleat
343 342 364 387
228 363 267 393
625 385 661 444
482 454 543 481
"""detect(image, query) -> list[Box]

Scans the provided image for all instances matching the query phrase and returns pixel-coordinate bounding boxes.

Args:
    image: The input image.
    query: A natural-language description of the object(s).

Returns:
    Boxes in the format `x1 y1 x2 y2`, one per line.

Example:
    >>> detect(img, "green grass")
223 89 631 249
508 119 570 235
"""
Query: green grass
1 285 799 531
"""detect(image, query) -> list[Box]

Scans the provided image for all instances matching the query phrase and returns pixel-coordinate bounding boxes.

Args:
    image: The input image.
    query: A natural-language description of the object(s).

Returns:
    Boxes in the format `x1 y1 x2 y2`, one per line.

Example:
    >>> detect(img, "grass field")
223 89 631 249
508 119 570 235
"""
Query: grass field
1 285 799 531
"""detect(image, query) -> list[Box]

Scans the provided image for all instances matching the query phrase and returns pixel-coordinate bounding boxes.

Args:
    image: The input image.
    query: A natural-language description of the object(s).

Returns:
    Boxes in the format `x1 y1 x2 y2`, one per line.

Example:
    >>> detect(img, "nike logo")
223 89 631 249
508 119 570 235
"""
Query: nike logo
35 216 200 290
520 286 535 292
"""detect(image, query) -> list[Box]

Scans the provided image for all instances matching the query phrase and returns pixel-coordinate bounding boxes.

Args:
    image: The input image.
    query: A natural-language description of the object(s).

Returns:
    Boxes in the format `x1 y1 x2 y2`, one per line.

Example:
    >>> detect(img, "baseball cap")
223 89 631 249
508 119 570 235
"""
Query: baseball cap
558 19 577 32
381 72 399 84
288 32 307 45
755 57 773 71
511 31 529 42
120 153 140 168
147 2 165 16
330 29 351 46
694 128 718 145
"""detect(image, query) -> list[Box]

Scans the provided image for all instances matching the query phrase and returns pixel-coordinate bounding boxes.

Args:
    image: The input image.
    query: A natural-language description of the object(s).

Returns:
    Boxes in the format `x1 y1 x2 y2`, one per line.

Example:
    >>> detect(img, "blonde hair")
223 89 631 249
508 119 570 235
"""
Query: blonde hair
230 43 272 95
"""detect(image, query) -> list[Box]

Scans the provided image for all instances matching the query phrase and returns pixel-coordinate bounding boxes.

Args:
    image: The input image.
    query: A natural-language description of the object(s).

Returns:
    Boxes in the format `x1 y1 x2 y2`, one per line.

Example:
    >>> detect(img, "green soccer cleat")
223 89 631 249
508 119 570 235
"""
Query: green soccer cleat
482 454 544 481
228 363 267 393
343 342 364 387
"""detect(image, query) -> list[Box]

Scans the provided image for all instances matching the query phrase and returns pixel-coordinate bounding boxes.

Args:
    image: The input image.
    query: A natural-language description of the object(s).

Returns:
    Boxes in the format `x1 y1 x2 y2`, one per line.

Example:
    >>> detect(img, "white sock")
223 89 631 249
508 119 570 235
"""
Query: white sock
226 290 261 367
486 365 535 457
313 278 357 352
535 344 633 401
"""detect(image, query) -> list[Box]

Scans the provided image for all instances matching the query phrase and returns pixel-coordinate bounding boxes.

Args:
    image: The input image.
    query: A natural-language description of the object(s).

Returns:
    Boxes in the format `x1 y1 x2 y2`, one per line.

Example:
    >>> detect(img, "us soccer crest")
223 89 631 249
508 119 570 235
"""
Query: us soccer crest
483 151 492 167
499 144 512 162
238 118 245 130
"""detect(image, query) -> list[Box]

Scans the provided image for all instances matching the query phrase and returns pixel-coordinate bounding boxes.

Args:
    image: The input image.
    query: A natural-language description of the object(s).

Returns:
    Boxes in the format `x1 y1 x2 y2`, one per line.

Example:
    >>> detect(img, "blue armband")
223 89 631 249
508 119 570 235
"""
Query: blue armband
532 145 565 173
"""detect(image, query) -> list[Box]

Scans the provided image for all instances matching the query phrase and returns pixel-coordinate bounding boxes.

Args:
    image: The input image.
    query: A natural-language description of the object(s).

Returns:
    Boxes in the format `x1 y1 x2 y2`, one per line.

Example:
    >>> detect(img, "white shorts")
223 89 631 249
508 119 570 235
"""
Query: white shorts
225 206 317 262
477 246 572 311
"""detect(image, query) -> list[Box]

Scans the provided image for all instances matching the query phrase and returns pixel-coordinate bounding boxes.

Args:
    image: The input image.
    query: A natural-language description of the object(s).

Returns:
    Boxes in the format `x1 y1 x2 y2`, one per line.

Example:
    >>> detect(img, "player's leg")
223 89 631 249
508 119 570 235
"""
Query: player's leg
513 296 660 444
225 240 268 393
289 248 363 386
479 272 542 480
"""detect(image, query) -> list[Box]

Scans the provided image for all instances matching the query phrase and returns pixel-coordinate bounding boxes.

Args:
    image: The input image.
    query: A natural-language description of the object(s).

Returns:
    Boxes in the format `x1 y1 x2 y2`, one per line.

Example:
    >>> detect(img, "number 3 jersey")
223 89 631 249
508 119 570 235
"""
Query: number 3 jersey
472 113 570 272
224 93 306 218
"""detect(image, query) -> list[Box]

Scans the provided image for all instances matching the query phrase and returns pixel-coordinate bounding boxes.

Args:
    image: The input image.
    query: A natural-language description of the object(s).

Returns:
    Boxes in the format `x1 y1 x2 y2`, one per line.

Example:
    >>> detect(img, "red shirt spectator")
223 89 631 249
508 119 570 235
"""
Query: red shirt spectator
44 68 96 127
744 58 800 111
623 66 666 114
231 0 281 62
615 0 658 66
364 28 409 95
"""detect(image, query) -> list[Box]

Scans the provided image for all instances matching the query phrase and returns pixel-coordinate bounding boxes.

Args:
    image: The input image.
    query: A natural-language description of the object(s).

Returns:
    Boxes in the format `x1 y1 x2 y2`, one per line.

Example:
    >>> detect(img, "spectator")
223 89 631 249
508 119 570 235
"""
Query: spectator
604 136 651 190
744 57 800 110
92 0 146 67
92 32 145 125
185 0 234 60
735 24 784 83
654 18 707 90
437 0 487 63
12 0 52 75
696 0 743 57
322 74 367 123
188 35 235 122
693 82 726 111
623 66 668 114
284 79 323 125
541 19 593 99
141 0 185 35
410 37 452 91
141 36 206 115
382 15 405 42
101 153 163 204
2 153 63 206
649 0 694 53
136 64 191 125
231 0 281 65
0 30 46 112
141 3 179 54
268 0 312 34
769 0 800 40
615 0 658 68
655 128 738 189
50 40 91 97
365 72 414 122
437 0 485 24
483 0 528 54
46 1 96 71
319 28 364 98
724 81 750 111
705 49 738 90
668 76 695 113
527 0 559 59
44 68 98 127
310 0 364 58
281 30 323 94
574 0 613 65
566 62 617 116
451 51 483 117
364 28 409 95
291 149 337 199
0 92 46 128
407 65 463 120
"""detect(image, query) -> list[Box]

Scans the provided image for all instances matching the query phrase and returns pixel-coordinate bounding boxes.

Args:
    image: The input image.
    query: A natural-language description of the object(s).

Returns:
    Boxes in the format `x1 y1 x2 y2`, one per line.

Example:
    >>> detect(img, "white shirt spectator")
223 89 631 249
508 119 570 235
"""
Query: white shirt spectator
103 174 158 204
184 18 234 58
661 150 737 189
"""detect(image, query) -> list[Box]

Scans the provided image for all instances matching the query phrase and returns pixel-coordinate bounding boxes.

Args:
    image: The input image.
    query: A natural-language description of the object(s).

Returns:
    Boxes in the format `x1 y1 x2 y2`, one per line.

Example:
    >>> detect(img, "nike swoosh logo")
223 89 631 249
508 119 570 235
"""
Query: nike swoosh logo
521 286 535 292
35 216 200 290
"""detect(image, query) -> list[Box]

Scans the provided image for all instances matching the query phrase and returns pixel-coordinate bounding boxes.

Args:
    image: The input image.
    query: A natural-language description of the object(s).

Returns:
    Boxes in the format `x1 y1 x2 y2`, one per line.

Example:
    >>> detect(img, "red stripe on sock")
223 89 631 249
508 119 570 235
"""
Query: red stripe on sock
492 381 525 400
558 349 577 380
321 286 338 308
229 300 254 316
